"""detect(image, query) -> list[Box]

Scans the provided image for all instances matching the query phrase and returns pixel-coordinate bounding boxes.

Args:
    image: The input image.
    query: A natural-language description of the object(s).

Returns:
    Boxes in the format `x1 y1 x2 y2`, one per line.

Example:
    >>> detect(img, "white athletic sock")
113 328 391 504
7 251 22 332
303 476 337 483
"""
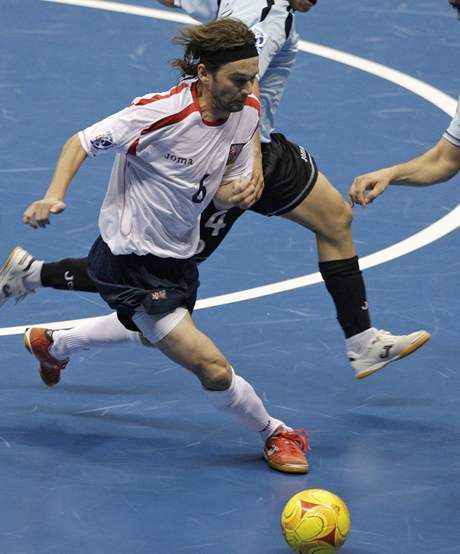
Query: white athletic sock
50 312 142 359
23 260 43 291
204 368 285 442
346 326 378 354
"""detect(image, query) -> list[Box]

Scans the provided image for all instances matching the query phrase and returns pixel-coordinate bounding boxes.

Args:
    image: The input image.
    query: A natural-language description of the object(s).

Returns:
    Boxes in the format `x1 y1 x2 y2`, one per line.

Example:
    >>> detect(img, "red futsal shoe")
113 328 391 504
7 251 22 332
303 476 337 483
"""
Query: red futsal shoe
24 327 69 387
264 429 310 474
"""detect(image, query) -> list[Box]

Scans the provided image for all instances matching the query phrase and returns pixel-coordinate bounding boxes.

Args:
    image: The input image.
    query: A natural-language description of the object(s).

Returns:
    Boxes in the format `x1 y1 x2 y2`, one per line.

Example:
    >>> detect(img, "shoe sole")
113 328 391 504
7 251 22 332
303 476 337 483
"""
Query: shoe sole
355 331 431 380
0 246 23 275
263 452 309 474
0 246 33 307
0 246 23 304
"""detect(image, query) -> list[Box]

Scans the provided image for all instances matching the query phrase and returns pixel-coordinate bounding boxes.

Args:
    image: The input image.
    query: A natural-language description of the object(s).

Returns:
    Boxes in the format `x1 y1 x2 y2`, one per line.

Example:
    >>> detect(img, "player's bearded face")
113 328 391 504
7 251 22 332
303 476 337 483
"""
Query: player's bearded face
210 57 259 114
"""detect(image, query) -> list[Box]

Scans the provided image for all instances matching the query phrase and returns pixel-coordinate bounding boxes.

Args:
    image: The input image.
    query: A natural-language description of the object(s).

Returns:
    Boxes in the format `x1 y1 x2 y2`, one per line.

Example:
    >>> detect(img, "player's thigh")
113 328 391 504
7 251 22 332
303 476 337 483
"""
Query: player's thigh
157 312 229 379
282 172 352 237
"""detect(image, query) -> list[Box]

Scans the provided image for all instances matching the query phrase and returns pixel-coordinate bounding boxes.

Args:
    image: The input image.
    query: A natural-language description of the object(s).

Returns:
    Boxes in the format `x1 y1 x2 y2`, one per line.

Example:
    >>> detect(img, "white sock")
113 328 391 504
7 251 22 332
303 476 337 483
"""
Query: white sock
23 260 43 291
346 326 378 354
50 312 142 359
204 368 285 441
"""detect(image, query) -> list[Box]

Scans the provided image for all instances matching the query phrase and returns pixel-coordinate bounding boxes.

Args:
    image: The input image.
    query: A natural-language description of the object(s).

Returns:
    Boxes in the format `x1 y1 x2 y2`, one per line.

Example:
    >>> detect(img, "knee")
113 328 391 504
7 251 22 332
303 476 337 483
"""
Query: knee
192 355 233 391
337 199 353 231
321 197 353 241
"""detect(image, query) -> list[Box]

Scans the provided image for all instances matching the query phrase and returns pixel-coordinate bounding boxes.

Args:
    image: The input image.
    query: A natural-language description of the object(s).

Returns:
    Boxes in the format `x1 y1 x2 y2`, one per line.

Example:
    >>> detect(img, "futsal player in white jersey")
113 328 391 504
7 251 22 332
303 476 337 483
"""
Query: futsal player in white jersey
20 19 310 474
1 0 431 379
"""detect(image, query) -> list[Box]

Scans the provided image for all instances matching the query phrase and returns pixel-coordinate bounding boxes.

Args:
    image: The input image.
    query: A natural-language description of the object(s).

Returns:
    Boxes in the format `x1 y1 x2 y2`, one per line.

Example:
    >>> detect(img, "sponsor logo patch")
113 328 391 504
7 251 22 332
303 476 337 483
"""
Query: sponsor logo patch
164 152 194 165
90 131 114 150
298 145 310 163
226 143 245 165
379 345 393 359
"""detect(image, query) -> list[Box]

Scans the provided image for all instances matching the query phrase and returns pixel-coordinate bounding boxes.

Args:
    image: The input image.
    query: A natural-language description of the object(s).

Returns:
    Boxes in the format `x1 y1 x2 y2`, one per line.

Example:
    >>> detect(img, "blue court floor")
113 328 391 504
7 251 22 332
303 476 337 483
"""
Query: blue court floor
1 1 459 553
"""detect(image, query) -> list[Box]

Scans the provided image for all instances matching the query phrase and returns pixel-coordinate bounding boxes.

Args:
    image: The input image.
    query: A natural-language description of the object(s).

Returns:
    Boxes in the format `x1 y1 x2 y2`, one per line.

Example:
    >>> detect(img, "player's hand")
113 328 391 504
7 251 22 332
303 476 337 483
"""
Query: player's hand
228 176 258 209
348 169 392 207
250 150 265 203
23 197 67 228
215 176 256 210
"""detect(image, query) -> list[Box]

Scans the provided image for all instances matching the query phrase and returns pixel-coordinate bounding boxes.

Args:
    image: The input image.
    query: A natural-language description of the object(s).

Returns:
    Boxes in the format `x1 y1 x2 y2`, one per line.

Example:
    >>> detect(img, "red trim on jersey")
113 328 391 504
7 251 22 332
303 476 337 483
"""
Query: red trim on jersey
190 81 229 127
245 96 260 113
128 138 139 156
127 103 198 156
131 82 189 106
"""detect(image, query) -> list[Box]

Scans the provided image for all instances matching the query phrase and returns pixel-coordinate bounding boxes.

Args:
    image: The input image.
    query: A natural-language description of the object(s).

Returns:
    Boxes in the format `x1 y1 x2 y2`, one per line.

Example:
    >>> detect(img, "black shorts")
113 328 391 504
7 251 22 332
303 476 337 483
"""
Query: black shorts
192 133 318 263
87 236 199 331
251 132 318 216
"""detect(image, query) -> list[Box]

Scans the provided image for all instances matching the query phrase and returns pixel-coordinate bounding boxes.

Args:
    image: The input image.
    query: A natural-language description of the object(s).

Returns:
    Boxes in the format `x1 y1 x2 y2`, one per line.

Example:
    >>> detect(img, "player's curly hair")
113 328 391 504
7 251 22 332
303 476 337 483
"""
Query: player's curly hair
171 18 256 77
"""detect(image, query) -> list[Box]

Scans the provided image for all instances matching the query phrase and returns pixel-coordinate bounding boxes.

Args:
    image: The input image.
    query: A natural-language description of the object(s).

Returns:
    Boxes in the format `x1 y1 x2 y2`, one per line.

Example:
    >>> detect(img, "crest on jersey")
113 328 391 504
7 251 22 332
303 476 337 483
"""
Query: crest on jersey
252 26 268 54
90 131 114 150
226 143 245 165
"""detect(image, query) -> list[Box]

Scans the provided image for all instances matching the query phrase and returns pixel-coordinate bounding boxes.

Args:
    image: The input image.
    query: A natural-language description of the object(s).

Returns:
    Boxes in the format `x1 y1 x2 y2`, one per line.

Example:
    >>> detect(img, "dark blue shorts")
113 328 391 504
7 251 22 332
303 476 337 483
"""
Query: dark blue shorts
87 237 199 332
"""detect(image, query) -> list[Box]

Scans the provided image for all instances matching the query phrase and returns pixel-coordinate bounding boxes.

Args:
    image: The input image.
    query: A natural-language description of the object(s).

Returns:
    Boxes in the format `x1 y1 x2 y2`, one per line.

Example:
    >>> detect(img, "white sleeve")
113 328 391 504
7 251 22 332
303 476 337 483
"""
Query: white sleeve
78 103 163 157
250 4 297 78
443 95 460 147
173 0 218 21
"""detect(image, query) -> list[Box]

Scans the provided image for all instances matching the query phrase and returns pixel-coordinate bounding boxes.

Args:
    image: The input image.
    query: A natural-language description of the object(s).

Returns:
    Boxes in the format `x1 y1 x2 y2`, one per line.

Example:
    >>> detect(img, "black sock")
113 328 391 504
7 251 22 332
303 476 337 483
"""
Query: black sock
319 256 371 338
41 257 98 292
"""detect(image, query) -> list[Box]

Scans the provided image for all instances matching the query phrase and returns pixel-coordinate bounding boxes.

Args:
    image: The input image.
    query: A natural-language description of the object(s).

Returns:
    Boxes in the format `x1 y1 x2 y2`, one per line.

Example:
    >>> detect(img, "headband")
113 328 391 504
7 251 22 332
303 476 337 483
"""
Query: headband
200 43 258 65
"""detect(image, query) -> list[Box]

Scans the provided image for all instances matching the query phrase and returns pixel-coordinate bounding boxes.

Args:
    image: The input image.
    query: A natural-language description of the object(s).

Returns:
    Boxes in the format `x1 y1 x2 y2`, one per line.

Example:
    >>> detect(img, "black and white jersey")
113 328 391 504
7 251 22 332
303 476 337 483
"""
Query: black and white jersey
443 94 460 147
174 0 297 142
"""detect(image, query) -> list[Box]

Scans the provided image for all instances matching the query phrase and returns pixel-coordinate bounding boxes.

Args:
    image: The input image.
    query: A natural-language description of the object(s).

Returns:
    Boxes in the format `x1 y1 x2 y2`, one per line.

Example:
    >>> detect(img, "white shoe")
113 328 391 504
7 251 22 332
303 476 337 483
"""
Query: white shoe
0 246 35 307
349 329 431 379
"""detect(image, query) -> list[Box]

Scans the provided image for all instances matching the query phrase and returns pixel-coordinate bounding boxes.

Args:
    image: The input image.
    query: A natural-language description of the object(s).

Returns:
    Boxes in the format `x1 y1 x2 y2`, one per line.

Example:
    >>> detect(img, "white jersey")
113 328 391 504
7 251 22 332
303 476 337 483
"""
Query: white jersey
443 94 460 147
79 80 259 258
174 0 297 142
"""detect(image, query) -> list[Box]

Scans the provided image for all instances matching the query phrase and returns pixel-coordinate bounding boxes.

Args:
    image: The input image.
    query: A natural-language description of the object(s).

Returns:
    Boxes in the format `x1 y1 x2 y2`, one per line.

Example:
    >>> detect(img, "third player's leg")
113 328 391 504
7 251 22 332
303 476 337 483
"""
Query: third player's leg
282 171 355 262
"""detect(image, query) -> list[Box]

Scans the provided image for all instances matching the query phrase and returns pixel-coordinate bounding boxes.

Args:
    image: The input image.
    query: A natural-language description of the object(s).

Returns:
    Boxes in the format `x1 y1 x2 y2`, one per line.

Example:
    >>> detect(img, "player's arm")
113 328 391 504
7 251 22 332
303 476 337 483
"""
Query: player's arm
349 137 460 207
158 0 217 21
23 134 87 228
250 79 264 202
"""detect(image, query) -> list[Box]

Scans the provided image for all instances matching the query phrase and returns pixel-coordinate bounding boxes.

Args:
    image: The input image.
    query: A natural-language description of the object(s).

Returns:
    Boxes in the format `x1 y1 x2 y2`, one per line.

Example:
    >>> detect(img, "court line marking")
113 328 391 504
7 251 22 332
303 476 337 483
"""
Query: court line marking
1 0 458 336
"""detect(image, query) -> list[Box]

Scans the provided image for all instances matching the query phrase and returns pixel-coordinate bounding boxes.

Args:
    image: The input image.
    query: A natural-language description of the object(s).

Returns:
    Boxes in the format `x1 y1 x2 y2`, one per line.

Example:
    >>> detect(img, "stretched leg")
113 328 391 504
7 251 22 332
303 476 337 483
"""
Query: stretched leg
282 172 430 378
0 246 97 308
146 311 310 473
40 257 96 291
24 309 310 473
282 172 370 338
0 202 244 304
23 313 144 386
